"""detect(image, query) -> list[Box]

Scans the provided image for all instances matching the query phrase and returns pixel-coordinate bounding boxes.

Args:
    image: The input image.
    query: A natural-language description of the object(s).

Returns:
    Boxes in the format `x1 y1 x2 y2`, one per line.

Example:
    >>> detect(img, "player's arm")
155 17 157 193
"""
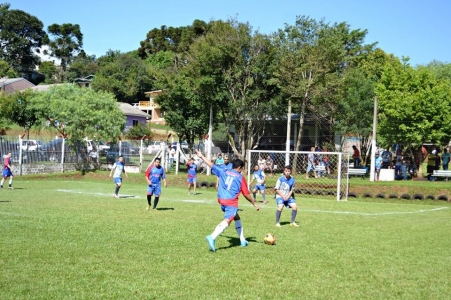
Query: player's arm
122 164 128 177
195 150 213 169
145 166 151 184
162 170 167 187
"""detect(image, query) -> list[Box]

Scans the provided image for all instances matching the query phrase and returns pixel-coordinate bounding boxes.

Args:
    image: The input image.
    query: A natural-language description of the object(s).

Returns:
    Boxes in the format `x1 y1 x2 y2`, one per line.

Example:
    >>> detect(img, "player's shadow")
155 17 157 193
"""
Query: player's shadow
0 200 11 203
217 235 258 250
154 207 174 211
119 195 136 198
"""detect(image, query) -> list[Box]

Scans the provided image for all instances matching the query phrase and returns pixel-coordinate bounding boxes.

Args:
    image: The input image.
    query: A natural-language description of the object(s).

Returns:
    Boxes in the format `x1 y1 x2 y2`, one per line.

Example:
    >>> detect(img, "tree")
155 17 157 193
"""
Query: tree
66 51 98 82
0 89 40 139
45 23 83 81
38 61 58 84
92 51 153 103
30 84 125 145
420 60 451 81
0 58 17 77
138 20 209 58
177 19 280 159
376 58 451 147
272 16 374 172
0 3 48 72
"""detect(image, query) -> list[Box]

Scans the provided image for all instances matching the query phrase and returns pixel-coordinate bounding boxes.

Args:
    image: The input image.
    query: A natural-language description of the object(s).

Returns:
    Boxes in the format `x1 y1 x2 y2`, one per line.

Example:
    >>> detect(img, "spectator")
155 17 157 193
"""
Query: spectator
442 148 450 171
374 152 382 181
265 154 274 176
168 146 176 168
381 148 392 169
306 146 317 179
215 154 224 165
257 156 266 170
427 149 437 181
352 145 361 168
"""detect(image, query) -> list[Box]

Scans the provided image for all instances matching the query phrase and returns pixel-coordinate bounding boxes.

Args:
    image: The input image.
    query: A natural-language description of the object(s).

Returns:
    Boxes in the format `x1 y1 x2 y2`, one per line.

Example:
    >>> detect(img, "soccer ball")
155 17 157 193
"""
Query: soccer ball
263 232 276 245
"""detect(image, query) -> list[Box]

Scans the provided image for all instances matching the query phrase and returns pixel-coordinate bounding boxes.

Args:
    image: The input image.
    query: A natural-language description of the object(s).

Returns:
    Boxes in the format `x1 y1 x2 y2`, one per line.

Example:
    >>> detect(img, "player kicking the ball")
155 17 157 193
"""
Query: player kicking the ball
274 165 299 227
195 149 260 252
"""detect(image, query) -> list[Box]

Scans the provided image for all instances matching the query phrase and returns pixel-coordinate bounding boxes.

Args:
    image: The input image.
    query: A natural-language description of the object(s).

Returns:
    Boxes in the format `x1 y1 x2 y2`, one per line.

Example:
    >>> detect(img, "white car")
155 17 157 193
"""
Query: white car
17 140 44 151
147 141 162 154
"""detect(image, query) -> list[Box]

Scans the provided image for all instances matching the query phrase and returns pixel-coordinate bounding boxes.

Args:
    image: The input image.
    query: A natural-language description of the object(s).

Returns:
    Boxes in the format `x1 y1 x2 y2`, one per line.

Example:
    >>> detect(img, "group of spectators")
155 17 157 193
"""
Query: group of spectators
426 147 450 181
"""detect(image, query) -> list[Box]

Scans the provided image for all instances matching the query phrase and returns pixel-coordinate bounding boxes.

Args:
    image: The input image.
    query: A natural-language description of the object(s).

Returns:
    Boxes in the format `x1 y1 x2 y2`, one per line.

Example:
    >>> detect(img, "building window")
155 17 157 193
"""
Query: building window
132 120 139 126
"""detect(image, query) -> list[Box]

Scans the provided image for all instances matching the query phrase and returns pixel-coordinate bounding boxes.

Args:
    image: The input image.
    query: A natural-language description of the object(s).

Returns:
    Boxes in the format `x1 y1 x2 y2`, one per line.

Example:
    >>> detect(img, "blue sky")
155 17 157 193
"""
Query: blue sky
10 0 451 66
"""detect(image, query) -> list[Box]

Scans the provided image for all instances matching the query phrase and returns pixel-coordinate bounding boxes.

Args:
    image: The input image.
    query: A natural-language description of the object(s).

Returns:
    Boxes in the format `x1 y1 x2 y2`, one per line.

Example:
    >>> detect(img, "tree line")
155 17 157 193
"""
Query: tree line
1 2 451 161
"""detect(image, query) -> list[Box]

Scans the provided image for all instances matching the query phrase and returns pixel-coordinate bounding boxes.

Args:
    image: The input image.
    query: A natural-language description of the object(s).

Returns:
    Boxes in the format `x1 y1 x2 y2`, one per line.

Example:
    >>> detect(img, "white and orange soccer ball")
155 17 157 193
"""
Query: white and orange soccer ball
263 232 276 245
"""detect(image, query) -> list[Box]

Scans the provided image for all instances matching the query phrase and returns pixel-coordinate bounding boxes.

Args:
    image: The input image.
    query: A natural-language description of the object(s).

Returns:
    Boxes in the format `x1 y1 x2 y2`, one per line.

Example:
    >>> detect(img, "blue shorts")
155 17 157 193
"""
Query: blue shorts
276 197 296 208
187 177 197 184
113 177 122 185
221 205 239 221
3 169 13 178
252 184 265 192
147 184 161 197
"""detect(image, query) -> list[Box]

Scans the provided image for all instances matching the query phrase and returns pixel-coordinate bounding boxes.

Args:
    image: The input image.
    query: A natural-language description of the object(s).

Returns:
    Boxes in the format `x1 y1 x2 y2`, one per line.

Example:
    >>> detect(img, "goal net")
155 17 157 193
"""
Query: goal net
248 150 350 201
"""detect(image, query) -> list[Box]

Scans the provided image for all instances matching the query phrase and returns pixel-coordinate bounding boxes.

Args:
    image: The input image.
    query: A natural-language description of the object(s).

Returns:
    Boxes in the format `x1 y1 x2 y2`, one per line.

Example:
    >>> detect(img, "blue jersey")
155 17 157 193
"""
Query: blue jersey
224 162 233 170
252 169 265 185
145 164 166 185
212 164 250 207
187 162 197 178
274 175 295 200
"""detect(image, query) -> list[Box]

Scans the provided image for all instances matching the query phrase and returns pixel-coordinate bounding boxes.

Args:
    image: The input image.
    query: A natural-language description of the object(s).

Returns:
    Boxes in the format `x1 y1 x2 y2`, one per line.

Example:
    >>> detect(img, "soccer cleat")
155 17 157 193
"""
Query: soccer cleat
240 240 249 247
193 192 196 195
263 201 267 204
206 235 216 252
8 187 14 190
290 222 299 227
275 223 281 227
114 194 119 198
188 192 190 195
146 205 150 211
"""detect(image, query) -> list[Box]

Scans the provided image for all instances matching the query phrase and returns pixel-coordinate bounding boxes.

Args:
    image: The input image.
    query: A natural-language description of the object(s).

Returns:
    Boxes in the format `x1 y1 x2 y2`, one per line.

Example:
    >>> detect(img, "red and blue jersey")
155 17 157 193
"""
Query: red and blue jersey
212 164 250 207
3 157 11 170
145 164 166 184
187 162 197 178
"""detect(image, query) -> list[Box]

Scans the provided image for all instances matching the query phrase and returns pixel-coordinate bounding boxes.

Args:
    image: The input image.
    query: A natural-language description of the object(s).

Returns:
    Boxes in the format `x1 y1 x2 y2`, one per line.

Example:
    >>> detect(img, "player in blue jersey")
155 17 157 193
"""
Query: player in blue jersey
145 157 167 210
274 165 299 227
249 164 267 204
186 157 197 195
109 155 128 198
215 155 233 190
1 152 13 189
195 149 260 252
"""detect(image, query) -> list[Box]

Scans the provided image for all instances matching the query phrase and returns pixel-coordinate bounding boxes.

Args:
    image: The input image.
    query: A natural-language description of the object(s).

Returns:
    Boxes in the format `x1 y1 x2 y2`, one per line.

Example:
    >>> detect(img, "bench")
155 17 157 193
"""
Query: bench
347 168 367 179
433 170 451 181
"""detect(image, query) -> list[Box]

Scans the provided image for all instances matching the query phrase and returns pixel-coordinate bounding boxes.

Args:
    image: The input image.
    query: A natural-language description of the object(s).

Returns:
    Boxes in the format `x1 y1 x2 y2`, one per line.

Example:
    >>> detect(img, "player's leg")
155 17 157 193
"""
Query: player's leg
206 206 236 252
187 178 191 195
8 173 13 189
152 185 162 210
233 213 248 247
114 177 122 197
146 185 153 210
0 174 5 189
261 187 267 204
288 200 299 227
275 198 284 227
252 187 257 202
193 178 197 194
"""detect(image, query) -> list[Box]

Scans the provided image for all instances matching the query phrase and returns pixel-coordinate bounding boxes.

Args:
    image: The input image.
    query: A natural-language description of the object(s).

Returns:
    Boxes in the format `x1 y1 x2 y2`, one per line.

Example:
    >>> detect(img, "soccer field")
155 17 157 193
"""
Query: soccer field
1 176 451 299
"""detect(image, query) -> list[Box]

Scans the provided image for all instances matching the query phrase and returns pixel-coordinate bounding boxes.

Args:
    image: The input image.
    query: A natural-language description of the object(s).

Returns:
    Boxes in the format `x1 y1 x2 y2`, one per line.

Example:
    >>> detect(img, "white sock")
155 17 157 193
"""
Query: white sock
0 179 4 186
9 178 12 185
235 220 245 241
211 221 228 239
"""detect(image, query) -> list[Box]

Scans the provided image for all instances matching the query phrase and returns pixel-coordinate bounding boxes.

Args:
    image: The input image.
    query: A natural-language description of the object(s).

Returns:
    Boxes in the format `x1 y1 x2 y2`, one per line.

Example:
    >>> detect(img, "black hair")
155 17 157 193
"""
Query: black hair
284 165 292 170
232 159 245 169
155 157 161 162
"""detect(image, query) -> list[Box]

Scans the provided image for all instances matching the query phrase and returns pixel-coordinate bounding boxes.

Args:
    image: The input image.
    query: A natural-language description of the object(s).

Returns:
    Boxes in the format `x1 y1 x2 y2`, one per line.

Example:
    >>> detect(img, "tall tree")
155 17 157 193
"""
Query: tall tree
0 3 48 72
38 61 58 84
92 51 153 103
66 51 98 82
45 23 83 81
178 19 279 159
272 16 374 171
138 20 209 58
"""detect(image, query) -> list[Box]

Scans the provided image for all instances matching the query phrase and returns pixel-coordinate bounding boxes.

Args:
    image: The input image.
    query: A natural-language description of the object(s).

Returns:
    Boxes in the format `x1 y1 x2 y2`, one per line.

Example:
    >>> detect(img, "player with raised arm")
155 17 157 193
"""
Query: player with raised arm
195 149 260 252
1 152 13 189
274 165 299 227
145 157 167 210
249 164 267 204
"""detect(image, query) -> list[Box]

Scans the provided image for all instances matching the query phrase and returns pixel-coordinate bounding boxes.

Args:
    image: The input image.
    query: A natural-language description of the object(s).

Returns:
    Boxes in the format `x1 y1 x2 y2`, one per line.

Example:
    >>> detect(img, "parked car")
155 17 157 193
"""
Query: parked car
11 150 46 163
146 141 162 154
17 140 44 151
106 141 138 154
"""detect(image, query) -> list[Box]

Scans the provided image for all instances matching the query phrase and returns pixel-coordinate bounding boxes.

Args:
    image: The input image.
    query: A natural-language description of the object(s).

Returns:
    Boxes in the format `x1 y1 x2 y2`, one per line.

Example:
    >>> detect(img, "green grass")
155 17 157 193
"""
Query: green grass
1 173 451 299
